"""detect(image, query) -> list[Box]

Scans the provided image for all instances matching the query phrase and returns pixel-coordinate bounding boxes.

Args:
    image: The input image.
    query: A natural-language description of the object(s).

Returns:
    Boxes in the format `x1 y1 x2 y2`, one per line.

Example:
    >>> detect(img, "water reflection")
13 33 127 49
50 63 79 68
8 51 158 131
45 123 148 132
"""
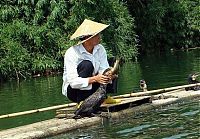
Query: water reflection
118 49 200 94
0 76 68 130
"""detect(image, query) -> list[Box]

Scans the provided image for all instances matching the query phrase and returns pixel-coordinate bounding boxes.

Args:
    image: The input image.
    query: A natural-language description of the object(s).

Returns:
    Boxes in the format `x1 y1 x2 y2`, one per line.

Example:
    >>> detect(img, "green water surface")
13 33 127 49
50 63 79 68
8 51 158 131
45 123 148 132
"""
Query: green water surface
49 99 200 139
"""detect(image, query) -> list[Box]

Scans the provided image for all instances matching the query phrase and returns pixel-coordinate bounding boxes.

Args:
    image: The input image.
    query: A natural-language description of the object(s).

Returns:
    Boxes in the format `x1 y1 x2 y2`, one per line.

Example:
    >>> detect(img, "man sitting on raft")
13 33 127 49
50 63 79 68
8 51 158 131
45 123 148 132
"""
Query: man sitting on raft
62 19 117 104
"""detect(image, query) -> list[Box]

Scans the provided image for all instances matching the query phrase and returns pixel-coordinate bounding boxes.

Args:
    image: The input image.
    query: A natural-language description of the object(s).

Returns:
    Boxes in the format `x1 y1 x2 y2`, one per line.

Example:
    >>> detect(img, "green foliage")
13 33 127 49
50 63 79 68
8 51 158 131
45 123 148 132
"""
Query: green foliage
180 0 200 47
0 20 31 79
1 0 199 80
0 0 137 80
125 0 200 53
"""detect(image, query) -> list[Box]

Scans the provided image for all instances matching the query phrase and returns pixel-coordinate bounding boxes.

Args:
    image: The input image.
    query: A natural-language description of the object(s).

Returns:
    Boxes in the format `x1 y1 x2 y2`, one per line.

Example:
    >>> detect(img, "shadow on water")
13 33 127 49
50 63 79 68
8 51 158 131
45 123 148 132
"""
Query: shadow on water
0 49 199 130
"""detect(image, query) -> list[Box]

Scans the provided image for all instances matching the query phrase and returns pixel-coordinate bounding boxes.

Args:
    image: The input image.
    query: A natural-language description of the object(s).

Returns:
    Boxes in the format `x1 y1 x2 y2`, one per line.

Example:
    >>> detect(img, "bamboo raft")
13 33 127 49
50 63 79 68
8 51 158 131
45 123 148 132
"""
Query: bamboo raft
0 83 200 139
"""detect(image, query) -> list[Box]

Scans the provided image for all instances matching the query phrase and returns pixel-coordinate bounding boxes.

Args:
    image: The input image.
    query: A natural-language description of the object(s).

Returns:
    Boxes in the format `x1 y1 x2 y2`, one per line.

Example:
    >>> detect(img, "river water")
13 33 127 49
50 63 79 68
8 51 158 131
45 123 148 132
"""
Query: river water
0 49 199 136
49 99 200 139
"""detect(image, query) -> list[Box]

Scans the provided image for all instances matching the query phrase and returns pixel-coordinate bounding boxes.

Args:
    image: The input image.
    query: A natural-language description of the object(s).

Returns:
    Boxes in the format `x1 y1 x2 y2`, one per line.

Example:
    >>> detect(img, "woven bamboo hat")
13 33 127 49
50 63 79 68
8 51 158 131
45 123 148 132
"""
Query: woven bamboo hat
70 19 109 45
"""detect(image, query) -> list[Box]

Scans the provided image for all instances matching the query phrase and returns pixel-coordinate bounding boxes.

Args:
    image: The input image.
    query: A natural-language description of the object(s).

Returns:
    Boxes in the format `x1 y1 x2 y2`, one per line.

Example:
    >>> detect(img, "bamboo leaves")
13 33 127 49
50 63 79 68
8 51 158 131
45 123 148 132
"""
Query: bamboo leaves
0 0 137 80
0 5 19 21
126 0 199 53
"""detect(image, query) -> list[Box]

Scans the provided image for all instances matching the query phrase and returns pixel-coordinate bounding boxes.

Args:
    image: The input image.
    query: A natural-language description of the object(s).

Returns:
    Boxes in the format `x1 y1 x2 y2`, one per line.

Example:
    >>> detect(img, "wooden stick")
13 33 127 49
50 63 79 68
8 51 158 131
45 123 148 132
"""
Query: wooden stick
0 103 76 119
113 83 200 99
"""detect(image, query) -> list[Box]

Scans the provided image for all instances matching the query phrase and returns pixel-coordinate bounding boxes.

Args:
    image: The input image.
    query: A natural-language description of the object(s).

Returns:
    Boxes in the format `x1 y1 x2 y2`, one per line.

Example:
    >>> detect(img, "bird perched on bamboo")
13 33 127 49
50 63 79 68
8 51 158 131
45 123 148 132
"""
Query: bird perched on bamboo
74 59 120 119
185 73 200 91
140 79 148 92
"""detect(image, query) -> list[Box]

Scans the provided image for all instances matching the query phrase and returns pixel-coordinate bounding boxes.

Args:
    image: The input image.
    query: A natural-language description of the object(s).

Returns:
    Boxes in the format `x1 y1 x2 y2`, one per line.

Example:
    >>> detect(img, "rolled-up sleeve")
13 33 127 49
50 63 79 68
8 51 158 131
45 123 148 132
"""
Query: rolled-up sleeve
63 49 91 91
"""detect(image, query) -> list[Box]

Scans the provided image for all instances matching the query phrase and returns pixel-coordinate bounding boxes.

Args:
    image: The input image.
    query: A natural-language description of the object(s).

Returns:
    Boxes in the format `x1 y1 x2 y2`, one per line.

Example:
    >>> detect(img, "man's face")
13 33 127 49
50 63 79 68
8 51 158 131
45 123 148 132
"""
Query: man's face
90 34 101 46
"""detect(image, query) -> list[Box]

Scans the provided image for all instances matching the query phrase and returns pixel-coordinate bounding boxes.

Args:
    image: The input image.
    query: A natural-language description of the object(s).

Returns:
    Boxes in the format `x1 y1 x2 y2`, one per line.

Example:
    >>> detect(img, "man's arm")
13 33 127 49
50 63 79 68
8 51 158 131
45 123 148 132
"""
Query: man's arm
63 50 90 89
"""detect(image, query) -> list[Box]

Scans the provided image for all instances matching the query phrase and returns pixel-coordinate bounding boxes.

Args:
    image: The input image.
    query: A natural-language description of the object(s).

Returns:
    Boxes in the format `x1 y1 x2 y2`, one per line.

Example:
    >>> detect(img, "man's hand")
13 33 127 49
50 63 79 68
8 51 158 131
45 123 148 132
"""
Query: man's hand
89 71 118 85
89 74 110 84
95 74 110 84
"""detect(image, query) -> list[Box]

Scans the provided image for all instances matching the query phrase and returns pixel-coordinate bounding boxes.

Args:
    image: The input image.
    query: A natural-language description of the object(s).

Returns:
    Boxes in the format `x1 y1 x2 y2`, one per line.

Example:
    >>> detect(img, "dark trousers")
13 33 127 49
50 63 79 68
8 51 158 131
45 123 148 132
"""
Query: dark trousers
67 60 100 103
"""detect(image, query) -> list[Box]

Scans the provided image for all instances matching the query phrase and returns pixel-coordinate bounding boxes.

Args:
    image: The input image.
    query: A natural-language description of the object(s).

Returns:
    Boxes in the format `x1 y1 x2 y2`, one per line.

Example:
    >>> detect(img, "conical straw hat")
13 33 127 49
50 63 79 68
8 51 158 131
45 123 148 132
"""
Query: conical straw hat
70 19 109 44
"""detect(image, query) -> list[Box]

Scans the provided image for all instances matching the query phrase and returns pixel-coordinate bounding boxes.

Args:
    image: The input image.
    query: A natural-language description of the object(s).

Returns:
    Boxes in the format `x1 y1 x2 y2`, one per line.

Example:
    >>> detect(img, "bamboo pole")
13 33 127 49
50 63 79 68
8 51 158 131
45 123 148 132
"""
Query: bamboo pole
0 103 76 119
1 83 199 119
113 83 200 99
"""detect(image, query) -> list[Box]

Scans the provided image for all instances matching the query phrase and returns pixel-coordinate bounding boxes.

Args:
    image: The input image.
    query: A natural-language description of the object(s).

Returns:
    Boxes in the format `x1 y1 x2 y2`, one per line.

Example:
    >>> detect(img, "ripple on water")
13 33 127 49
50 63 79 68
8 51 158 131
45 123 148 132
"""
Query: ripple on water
180 110 199 116
116 124 151 137
162 132 191 139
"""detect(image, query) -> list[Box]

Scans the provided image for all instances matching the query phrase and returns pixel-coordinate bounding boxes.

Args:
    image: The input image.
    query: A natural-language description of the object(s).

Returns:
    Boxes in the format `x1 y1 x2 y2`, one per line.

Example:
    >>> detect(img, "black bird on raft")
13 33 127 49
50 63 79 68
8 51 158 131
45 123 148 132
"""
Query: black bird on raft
185 73 200 91
74 60 120 119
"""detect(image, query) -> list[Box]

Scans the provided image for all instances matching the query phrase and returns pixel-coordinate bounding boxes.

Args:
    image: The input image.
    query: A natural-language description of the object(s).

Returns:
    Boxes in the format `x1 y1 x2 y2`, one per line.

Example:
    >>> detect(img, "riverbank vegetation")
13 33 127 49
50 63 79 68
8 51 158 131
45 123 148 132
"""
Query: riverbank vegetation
0 0 199 80
125 0 199 54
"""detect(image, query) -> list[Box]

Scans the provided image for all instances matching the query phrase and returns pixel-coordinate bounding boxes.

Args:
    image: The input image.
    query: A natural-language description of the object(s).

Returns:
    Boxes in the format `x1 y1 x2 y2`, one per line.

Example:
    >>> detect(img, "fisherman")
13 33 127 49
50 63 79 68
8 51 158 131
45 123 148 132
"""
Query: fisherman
62 19 117 104
185 73 200 91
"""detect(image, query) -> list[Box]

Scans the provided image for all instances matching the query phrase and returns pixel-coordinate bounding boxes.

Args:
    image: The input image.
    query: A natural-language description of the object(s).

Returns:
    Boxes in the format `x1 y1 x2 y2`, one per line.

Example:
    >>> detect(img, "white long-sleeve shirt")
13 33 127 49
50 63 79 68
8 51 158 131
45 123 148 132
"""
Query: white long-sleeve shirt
62 44 109 97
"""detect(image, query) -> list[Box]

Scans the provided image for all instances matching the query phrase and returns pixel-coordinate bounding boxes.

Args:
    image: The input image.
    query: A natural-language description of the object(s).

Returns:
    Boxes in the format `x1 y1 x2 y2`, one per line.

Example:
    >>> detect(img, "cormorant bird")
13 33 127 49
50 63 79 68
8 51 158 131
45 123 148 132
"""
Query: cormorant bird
74 83 107 118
